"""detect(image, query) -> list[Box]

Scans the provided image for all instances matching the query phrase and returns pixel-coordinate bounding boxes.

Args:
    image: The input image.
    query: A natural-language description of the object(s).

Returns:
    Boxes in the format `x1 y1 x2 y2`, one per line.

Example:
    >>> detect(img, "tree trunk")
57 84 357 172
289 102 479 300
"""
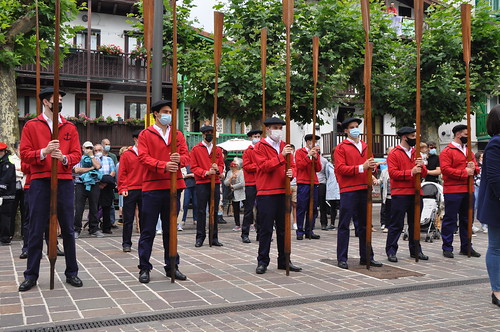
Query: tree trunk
0 64 20 146
421 121 440 151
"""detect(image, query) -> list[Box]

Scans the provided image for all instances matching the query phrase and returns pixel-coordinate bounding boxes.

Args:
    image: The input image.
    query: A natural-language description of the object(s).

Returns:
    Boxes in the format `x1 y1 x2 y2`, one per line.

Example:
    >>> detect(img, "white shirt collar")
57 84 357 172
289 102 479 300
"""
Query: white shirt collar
347 137 362 153
42 112 62 133
399 144 412 158
202 140 213 155
265 136 281 154
132 145 138 155
451 141 467 156
153 124 171 145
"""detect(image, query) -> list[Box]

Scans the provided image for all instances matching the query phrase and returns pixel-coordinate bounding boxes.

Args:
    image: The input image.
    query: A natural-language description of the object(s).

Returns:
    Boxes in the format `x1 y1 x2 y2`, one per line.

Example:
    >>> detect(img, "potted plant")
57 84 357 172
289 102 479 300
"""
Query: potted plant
130 46 147 63
105 116 115 124
124 117 144 127
77 112 92 126
66 116 79 124
116 113 124 124
97 44 123 56
95 115 107 126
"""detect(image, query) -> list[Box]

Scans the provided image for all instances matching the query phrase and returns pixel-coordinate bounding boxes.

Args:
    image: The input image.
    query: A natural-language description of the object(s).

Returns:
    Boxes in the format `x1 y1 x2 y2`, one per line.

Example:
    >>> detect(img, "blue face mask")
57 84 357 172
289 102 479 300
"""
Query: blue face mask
104 145 111 152
252 138 260 144
429 148 437 155
349 128 360 139
159 114 172 126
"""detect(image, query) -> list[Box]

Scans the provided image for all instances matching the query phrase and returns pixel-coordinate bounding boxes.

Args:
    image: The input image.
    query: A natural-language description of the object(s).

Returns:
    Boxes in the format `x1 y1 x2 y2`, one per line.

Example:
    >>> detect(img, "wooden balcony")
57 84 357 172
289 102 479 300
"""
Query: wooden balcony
321 132 400 158
16 50 172 87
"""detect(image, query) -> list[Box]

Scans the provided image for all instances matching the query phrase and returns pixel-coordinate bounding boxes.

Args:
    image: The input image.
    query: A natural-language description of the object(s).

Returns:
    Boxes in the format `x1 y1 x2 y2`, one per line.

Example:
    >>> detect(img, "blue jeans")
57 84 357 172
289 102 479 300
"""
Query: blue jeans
486 224 500 291
182 186 197 222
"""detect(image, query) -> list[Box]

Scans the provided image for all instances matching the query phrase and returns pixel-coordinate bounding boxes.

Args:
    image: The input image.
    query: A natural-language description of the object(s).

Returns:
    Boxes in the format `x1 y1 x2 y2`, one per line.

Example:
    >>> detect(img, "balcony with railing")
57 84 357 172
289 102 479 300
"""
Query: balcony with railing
16 49 172 86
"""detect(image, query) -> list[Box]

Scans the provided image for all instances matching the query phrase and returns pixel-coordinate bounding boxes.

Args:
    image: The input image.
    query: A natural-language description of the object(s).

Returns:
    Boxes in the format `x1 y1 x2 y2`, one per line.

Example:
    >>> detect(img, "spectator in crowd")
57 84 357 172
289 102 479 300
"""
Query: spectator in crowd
190 125 225 248
118 130 143 252
474 151 486 233
295 134 322 240
116 146 130 225
19 162 31 258
387 2 398 15
376 146 394 233
325 148 340 230
0 142 16 245
242 129 262 243
317 149 329 231
290 144 298 231
73 141 102 238
8 142 25 240
224 158 245 232
440 124 481 259
420 142 428 165
477 104 500 308
94 143 116 234
425 140 441 183
101 138 118 228
181 164 197 230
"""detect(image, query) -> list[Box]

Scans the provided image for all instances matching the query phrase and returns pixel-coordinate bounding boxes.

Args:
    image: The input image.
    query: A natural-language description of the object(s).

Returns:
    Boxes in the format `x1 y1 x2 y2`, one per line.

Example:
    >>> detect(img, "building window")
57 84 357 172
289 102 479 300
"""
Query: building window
17 91 37 116
124 31 143 53
75 94 103 118
125 96 147 119
74 29 101 50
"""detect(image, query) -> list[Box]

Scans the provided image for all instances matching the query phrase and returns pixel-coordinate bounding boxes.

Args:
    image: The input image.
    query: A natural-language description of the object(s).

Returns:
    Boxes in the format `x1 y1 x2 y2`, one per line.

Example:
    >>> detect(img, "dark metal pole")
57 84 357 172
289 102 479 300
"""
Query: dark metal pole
152 0 164 101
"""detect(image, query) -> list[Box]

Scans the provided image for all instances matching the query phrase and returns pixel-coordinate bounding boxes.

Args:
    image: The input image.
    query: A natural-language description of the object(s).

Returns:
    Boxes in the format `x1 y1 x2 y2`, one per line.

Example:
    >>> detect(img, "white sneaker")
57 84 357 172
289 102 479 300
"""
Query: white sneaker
232 226 241 231
250 225 256 232
156 229 162 235
90 230 104 238
472 225 480 234
292 224 297 230
482 225 488 233
177 224 183 231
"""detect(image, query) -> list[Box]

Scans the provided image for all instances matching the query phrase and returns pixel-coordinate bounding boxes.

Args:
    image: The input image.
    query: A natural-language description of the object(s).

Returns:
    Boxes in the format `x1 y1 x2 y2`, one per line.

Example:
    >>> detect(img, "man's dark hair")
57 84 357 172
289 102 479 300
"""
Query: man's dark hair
486 104 500 137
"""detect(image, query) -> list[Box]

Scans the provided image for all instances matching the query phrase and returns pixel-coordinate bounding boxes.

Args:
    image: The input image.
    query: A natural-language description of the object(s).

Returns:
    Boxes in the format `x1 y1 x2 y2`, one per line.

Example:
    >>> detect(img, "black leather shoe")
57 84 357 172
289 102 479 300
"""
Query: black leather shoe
443 250 454 258
242 236 251 243
278 262 302 272
19 251 28 259
195 241 203 248
459 249 481 257
57 247 65 256
410 252 429 260
211 241 223 247
256 265 267 274
123 246 131 252
360 259 383 267
321 225 327 230
296 235 303 240
387 254 398 263
66 275 83 287
139 270 150 283
338 261 349 269
166 267 187 281
307 233 320 239
492 293 500 307
217 217 227 224
18 278 37 292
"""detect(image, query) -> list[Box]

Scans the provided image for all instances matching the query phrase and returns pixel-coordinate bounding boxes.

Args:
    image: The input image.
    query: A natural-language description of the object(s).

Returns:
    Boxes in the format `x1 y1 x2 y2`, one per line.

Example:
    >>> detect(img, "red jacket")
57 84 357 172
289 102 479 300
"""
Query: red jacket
20 114 81 180
190 142 225 184
138 127 188 192
334 139 370 193
254 138 295 196
388 145 428 195
242 145 257 186
21 162 31 189
117 147 143 194
295 147 321 184
440 143 479 194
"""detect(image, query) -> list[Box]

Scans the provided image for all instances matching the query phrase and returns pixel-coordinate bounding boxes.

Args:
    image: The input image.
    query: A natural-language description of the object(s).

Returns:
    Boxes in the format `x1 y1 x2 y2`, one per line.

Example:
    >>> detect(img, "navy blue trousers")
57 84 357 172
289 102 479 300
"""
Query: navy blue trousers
21 188 30 252
138 189 181 271
337 190 373 262
122 189 142 248
195 183 220 243
296 183 319 236
441 192 474 252
385 195 422 256
24 179 78 281
256 194 286 267
181 186 197 222
242 185 257 238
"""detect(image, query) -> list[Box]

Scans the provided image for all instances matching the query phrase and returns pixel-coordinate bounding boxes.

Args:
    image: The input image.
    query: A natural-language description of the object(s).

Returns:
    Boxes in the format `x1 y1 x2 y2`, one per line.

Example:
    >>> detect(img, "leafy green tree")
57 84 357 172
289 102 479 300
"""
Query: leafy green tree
0 0 80 145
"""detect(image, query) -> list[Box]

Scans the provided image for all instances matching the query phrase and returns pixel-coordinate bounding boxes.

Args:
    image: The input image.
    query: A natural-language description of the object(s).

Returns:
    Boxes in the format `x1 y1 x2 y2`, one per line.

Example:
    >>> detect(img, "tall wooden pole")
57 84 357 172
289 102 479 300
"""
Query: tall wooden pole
168 0 179 283
144 0 154 126
35 0 41 115
210 12 224 247
261 28 267 138
282 0 294 276
461 4 473 258
49 0 62 290
361 0 373 269
413 0 424 262
308 36 319 241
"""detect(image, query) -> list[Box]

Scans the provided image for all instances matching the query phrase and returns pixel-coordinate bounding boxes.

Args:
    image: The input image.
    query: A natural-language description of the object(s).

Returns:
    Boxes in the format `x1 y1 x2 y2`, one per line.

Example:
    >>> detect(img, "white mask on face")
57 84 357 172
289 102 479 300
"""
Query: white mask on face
269 130 282 142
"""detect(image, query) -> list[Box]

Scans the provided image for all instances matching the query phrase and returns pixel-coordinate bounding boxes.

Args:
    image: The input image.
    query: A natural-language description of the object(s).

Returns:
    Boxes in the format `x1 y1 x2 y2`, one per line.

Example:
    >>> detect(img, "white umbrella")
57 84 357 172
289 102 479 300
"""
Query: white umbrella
217 138 252 152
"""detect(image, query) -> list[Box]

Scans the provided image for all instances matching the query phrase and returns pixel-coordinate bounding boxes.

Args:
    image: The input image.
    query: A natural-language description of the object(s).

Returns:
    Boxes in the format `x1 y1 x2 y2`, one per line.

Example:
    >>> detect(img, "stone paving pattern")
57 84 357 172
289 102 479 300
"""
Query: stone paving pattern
0 205 495 331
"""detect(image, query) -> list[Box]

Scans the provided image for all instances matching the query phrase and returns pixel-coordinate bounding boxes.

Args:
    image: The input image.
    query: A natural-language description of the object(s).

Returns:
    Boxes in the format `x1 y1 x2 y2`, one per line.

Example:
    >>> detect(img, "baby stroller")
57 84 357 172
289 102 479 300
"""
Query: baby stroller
402 181 443 242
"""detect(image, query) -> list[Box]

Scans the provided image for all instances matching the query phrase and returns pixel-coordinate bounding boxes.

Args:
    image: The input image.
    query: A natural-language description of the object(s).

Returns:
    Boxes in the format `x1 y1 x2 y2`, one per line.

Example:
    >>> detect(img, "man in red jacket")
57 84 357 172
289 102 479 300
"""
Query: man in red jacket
295 134 322 240
253 117 301 274
18 88 82 292
386 127 429 262
440 124 481 258
241 129 262 243
334 118 383 269
137 100 189 283
118 129 143 253
190 125 225 248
